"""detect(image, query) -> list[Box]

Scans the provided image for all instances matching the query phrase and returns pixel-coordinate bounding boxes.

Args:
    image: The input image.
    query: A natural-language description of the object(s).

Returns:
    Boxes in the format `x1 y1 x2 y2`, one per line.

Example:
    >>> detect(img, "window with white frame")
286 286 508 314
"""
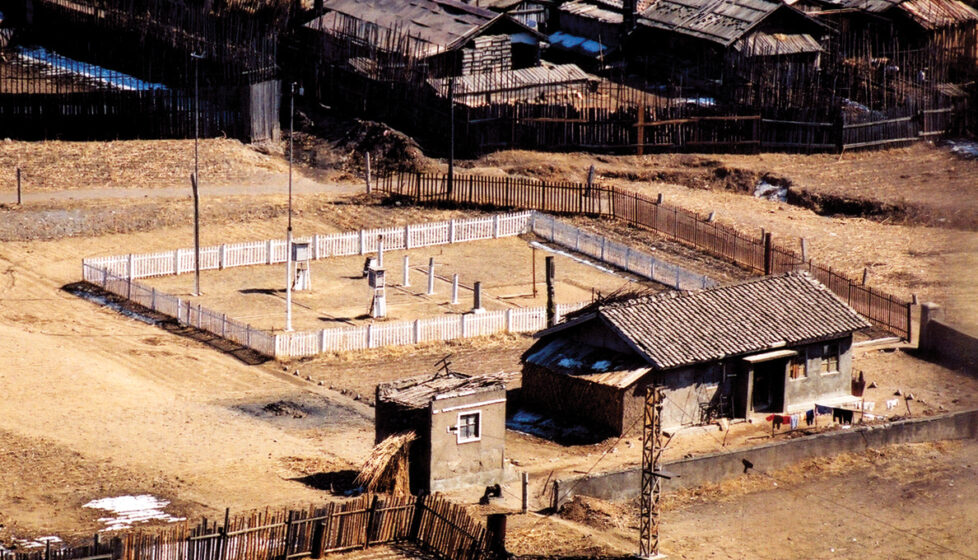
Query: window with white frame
457 411 481 443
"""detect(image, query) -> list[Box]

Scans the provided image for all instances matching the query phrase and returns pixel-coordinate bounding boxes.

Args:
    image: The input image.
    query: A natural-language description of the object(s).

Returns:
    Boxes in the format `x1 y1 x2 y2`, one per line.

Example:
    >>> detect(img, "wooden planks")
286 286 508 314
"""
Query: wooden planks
9 495 487 560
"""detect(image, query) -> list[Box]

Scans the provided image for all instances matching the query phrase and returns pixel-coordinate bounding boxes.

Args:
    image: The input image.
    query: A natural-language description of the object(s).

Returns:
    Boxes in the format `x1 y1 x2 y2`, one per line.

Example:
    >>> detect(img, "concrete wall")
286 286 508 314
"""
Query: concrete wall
552 408 978 507
783 336 853 410
428 387 507 492
919 303 978 370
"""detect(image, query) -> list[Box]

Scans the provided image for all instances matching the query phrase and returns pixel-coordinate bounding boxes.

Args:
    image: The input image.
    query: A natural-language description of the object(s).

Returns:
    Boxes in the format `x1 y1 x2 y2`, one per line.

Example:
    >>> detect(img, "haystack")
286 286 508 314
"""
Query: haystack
355 432 417 494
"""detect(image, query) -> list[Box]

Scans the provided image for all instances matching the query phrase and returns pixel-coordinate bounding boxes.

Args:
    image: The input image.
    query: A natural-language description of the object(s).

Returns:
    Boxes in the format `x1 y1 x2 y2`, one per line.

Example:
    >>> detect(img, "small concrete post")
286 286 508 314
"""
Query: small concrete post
403 255 410 287
800 237 808 262
451 274 459 304
377 236 384 268
656 192 663 204
427 258 435 295
449 219 456 243
707 210 716 222
862 267 870 285
359 230 365 255
219 244 227 270
473 281 484 313
505 308 513 332
493 215 500 238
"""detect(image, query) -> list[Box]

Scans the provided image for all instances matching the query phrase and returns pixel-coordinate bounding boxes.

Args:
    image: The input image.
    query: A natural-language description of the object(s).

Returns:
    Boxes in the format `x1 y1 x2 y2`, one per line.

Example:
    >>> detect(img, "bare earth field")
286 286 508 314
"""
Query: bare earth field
0 138 976 558
142 236 665 333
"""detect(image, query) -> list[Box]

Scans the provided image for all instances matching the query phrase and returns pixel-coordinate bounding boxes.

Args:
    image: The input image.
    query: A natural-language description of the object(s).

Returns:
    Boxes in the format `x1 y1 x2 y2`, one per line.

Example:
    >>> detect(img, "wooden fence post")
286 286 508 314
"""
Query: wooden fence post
763 233 773 275
16 167 22 205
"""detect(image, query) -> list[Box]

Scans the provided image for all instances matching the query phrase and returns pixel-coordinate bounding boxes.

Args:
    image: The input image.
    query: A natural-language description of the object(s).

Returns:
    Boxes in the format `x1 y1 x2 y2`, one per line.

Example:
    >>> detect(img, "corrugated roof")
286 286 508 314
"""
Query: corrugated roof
427 63 594 105
307 0 502 53
560 0 626 24
638 0 803 46
378 371 510 409
732 31 822 54
524 337 653 388
597 271 871 369
898 0 978 29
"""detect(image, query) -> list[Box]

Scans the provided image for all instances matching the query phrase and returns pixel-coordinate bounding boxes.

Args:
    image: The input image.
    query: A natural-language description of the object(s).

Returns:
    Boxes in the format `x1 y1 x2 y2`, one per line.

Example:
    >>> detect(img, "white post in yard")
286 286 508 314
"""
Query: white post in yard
505 308 513 332
403 255 411 287
413 319 421 344
405 224 411 249
493 215 499 238
451 274 459 305
449 219 456 243
427 258 435 295
219 244 226 270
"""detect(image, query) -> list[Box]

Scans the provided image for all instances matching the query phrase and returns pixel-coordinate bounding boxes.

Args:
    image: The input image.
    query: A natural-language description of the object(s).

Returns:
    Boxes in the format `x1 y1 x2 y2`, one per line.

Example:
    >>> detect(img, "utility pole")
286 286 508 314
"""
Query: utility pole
639 386 667 559
448 75 455 198
191 51 204 296
286 82 297 332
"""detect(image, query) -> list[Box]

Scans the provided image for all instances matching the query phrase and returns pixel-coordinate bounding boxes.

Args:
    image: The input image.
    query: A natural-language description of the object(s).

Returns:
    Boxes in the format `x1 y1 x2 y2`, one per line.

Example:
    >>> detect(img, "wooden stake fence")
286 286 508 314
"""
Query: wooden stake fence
378 172 913 340
4 495 488 560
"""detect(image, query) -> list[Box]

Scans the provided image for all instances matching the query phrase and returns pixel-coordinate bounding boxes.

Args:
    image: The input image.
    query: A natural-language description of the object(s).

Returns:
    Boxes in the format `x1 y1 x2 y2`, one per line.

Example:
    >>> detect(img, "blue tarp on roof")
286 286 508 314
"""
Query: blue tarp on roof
548 31 610 58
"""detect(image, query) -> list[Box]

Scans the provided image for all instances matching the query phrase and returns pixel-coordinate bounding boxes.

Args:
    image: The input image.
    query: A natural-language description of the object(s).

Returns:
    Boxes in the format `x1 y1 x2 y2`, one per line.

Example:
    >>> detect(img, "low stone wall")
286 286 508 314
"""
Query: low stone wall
552 409 978 507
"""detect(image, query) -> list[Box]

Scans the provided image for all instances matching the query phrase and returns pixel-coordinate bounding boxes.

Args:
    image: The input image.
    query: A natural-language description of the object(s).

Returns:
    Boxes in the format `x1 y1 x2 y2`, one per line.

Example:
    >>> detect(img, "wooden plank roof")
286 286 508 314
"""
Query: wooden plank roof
732 31 822 55
638 0 811 46
377 371 510 409
308 0 506 52
524 337 653 388
824 0 978 27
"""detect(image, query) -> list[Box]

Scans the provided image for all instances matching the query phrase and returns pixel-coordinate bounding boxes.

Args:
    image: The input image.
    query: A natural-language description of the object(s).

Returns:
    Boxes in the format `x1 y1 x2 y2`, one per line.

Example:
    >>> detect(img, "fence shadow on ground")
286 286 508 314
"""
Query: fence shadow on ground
63 281 272 366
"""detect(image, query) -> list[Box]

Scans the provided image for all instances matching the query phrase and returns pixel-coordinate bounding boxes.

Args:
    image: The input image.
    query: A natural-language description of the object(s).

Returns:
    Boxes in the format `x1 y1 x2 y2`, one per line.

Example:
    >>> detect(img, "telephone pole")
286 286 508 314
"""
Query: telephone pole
639 386 667 559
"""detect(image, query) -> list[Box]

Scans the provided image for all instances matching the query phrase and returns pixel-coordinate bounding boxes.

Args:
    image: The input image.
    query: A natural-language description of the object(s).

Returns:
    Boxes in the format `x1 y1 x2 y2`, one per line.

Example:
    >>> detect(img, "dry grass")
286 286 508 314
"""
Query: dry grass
355 432 417 495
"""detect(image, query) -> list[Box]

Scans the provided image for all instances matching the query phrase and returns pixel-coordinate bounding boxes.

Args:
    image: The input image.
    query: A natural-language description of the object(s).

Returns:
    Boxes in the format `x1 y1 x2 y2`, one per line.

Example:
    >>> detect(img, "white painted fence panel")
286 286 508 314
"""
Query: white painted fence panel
454 216 494 242
408 221 450 248
370 322 416 348
224 240 267 268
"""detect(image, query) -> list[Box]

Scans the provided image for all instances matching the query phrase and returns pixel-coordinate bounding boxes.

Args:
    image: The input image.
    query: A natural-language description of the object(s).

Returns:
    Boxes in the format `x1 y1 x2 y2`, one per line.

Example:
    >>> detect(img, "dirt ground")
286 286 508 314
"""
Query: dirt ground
141 235 666 333
503 440 978 560
1 136 977 557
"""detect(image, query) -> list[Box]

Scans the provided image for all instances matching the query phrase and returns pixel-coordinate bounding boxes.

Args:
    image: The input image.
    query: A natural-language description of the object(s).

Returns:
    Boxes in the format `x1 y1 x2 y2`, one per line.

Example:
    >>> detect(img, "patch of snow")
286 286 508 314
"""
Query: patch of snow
12 536 62 550
945 139 978 159
83 495 185 532
591 360 612 372
754 180 786 202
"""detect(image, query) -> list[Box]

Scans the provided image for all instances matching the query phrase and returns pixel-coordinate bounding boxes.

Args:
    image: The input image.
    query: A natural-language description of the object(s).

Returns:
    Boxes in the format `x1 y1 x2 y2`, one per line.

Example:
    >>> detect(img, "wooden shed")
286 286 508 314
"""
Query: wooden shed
303 0 548 78
627 0 828 89
375 371 510 493
521 272 871 436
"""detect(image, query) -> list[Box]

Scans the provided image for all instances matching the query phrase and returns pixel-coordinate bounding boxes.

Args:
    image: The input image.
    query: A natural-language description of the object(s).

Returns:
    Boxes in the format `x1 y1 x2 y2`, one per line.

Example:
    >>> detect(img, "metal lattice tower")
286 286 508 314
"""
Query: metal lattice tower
639 386 664 558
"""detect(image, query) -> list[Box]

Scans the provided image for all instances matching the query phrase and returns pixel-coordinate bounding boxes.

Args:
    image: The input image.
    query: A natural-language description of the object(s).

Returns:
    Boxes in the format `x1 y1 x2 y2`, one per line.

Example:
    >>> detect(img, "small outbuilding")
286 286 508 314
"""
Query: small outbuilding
375 371 509 493
521 271 871 435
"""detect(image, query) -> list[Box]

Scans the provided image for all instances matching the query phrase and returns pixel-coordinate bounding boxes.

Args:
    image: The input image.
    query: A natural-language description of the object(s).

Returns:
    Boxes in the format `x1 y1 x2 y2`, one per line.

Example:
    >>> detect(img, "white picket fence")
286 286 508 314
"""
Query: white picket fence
83 212 534 280
80 211 717 359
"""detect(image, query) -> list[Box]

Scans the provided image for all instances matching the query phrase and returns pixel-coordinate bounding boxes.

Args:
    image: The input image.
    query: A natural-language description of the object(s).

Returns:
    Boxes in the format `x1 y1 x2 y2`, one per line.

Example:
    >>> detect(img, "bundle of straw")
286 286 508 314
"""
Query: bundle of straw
355 432 417 494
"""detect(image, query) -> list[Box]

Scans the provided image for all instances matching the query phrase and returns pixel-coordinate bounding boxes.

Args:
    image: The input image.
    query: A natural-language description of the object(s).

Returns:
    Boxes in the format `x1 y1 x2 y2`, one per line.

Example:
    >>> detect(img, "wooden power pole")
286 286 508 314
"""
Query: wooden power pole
639 386 666 559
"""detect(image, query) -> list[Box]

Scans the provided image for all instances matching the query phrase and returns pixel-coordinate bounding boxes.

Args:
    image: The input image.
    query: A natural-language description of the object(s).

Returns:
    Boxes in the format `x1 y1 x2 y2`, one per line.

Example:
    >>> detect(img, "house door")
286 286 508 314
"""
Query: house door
751 359 786 413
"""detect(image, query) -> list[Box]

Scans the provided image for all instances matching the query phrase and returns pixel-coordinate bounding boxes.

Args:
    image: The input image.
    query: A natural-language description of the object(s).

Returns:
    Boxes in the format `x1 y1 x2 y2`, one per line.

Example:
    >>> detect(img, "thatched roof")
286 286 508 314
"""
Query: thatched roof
356 432 417 494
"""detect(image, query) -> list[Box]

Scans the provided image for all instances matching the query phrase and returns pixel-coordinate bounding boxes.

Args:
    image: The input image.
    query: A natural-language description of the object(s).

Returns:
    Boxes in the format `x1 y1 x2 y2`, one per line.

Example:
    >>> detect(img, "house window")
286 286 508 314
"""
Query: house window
790 355 807 379
457 411 481 443
821 343 840 374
